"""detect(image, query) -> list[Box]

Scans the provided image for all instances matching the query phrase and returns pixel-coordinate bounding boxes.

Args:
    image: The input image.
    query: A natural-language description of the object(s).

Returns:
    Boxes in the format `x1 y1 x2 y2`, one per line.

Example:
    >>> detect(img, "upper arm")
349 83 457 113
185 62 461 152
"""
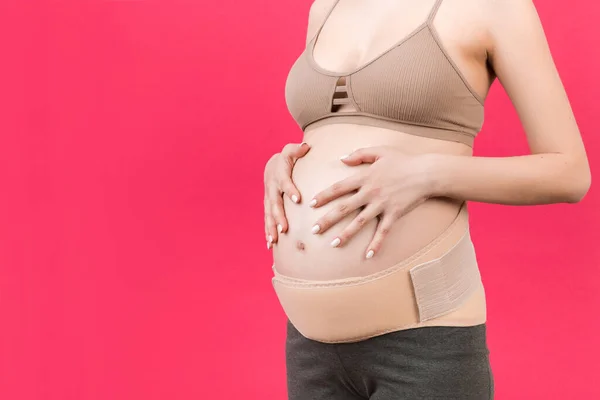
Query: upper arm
305 0 337 46
486 0 587 158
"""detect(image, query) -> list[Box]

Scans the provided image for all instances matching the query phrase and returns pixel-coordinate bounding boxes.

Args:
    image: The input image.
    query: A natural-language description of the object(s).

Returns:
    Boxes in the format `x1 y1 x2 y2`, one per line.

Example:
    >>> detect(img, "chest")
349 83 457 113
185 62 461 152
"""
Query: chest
312 0 440 73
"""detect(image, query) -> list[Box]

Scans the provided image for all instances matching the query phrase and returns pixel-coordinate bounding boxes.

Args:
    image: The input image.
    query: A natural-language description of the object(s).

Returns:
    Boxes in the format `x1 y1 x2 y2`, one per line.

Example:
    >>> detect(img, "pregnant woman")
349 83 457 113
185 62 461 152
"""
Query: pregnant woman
263 0 591 399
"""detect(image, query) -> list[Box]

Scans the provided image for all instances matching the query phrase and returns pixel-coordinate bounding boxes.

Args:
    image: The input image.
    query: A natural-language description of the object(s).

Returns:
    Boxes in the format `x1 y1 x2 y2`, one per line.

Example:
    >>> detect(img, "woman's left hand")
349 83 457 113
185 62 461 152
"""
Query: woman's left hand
310 146 434 259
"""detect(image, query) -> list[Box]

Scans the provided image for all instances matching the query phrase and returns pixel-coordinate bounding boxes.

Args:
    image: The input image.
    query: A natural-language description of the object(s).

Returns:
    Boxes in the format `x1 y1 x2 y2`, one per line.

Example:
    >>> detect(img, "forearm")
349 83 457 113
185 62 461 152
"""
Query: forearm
425 152 591 205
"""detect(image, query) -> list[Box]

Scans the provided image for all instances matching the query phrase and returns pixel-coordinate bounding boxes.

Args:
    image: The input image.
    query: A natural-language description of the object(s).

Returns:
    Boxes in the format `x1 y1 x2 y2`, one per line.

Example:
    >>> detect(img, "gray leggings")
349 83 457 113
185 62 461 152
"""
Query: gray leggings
286 321 494 400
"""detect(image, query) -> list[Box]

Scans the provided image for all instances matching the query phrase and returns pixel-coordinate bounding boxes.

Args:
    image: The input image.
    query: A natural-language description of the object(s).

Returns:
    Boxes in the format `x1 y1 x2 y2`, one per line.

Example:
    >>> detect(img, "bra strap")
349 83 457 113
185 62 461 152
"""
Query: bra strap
427 0 444 23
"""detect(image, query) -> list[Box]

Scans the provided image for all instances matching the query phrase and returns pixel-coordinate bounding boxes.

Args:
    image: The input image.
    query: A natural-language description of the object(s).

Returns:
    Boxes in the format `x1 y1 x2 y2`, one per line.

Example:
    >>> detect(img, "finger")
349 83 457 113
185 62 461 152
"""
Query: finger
290 142 311 159
329 203 381 247
311 193 369 236
310 173 364 208
265 195 277 242
282 142 310 160
263 196 272 236
270 193 288 237
263 198 270 237
279 177 301 204
264 216 272 250
281 143 310 203
265 213 277 249
266 186 283 241
264 197 278 249
365 213 396 259
340 147 384 166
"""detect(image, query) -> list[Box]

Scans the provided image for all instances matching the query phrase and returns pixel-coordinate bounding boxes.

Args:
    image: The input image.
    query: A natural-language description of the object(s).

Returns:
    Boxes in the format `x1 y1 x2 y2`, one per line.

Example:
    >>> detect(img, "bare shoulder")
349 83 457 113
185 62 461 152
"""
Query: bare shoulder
432 0 494 64
482 0 539 19
434 0 548 68
305 0 337 44
479 0 546 53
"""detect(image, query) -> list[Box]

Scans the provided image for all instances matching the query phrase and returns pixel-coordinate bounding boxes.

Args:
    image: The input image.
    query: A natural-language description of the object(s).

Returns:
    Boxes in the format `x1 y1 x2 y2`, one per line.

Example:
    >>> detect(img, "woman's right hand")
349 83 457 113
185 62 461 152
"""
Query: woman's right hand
264 142 311 249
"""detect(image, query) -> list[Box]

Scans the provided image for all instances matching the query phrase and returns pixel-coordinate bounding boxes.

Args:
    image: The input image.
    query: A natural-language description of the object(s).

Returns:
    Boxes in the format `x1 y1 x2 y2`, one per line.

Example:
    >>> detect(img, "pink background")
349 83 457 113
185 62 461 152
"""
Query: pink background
0 0 598 399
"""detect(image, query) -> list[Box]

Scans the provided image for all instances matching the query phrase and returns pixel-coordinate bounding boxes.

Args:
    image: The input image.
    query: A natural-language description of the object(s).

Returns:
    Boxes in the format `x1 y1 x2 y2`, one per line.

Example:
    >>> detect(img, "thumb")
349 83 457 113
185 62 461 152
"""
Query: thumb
340 147 381 165
288 142 311 165
291 142 311 158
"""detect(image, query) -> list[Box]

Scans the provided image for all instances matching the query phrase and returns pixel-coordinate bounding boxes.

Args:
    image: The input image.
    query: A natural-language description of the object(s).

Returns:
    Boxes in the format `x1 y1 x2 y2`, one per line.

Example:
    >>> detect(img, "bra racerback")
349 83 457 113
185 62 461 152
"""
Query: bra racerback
284 0 486 147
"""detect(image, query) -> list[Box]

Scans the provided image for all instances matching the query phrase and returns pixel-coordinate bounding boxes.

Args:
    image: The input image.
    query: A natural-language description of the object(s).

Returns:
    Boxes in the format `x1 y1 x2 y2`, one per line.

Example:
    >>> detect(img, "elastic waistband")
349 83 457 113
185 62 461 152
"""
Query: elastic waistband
304 115 476 147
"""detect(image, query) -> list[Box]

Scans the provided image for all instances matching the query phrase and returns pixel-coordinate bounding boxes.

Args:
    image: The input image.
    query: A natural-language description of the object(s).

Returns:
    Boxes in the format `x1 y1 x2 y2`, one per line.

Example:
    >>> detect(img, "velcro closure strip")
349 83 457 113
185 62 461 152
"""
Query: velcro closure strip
409 231 481 322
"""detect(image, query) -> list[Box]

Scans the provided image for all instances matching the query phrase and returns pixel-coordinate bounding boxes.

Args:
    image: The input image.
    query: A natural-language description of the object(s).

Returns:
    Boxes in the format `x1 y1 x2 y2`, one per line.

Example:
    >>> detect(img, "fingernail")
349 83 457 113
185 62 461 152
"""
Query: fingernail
300 142 308 147
277 224 283 233
267 241 272 250
268 235 273 243
331 237 341 247
291 194 299 203
366 250 375 259
340 154 350 160
309 198 317 207
311 224 320 234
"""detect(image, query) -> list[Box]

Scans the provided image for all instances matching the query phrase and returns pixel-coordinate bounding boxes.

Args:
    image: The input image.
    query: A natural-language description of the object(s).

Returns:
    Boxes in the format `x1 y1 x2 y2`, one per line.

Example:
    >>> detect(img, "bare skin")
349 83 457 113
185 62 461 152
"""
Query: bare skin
263 0 591 281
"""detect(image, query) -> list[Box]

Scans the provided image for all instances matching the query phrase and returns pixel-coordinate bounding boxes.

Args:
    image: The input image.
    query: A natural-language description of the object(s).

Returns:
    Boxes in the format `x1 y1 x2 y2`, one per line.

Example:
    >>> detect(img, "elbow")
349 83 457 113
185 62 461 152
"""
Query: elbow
565 179 591 203
563 164 592 204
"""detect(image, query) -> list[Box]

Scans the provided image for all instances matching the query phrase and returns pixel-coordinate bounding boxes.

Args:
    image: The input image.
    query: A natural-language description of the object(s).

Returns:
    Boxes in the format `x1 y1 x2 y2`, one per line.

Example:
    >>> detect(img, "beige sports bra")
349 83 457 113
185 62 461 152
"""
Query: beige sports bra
284 0 486 147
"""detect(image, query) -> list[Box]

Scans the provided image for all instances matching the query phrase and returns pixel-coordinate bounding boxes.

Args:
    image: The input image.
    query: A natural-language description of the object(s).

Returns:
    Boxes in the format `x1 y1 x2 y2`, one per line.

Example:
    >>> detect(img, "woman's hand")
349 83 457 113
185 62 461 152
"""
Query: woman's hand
264 142 311 249
310 146 434 259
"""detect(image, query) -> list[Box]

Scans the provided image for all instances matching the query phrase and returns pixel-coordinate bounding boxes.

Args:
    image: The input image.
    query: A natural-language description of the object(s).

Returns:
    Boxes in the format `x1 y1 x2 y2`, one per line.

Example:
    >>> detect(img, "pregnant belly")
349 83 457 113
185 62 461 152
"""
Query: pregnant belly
272 124 471 281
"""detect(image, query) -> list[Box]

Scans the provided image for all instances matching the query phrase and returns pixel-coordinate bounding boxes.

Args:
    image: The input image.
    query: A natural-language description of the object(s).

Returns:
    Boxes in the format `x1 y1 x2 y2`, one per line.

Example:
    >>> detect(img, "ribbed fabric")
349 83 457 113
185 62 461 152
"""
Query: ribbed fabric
409 229 481 322
284 0 485 147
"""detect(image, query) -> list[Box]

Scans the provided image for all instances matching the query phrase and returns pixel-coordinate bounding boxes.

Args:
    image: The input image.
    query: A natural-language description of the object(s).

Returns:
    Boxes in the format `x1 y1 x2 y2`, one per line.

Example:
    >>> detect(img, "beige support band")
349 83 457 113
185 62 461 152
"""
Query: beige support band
410 232 481 322
271 204 486 343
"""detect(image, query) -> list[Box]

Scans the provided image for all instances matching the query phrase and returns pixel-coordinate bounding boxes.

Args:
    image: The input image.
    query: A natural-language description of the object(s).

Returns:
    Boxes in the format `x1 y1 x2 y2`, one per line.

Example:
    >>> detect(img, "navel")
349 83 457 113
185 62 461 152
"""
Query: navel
296 240 306 251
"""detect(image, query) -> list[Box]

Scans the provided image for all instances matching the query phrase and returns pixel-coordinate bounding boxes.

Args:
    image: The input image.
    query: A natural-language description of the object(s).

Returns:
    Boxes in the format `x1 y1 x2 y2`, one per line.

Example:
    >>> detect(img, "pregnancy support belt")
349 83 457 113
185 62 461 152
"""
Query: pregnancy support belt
271 204 486 343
